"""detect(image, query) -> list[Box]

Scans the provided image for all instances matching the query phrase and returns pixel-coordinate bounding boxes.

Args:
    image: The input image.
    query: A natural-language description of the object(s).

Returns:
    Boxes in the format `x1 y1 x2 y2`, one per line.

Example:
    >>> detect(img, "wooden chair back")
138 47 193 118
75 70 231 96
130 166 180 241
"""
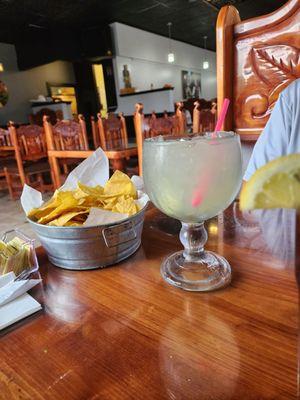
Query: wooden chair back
96 112 128 151
8 122 47 185
193 101 217 133
216 0 300 139
134 103 183 175
183 98 215 122
43 115 91 188
0 128 12 147
46 115 89 151
9 123 47 160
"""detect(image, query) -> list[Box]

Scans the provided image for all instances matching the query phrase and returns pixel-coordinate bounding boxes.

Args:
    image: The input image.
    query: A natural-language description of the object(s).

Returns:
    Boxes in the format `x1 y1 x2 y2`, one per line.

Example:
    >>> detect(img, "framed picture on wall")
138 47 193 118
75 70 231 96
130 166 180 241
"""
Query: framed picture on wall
181 70 201 100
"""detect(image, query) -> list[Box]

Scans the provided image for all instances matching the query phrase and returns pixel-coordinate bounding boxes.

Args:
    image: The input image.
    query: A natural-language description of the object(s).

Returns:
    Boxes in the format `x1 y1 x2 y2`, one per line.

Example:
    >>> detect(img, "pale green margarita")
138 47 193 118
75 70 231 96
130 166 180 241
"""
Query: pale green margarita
143 132 242 223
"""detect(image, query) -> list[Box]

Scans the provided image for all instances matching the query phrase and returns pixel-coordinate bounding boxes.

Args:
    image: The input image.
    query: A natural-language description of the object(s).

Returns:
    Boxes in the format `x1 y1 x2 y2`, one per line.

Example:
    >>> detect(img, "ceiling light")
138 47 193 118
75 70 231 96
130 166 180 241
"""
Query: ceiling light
168 53 175 63
167 22 175 63
202 35 209 70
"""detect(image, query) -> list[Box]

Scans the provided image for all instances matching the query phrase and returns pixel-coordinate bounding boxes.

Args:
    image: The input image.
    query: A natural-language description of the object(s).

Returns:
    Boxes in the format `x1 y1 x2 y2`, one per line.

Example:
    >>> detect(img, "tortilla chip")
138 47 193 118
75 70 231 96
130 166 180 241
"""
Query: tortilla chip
103 170 137 198
37 192 79 224
112 196 139 216
27 172 140 226
48 210 89 226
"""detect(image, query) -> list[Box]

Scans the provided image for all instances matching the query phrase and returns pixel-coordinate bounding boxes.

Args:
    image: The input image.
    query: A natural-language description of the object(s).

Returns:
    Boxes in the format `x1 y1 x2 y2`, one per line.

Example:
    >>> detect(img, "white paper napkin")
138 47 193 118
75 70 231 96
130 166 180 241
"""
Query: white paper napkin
0 272 42 331
84 208 128 226
0 278 42 306
0 293 42 331
0 271 15 289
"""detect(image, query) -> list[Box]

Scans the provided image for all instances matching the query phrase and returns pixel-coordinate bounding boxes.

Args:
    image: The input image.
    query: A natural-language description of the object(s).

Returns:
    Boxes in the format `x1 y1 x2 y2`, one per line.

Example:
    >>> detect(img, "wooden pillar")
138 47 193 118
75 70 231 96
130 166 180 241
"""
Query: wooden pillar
216 5 241 131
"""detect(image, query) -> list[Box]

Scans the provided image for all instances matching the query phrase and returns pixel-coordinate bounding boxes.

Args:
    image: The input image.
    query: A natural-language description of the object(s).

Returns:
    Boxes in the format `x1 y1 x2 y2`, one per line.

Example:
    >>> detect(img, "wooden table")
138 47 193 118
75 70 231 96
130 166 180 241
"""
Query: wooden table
105 142 137 172
0 204 298 399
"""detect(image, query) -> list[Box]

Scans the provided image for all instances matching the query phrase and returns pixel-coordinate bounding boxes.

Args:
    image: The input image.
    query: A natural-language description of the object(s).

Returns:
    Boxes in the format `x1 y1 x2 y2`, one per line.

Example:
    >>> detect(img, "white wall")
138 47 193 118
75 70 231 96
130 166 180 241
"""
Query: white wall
0 43 75 124
111 22 216 113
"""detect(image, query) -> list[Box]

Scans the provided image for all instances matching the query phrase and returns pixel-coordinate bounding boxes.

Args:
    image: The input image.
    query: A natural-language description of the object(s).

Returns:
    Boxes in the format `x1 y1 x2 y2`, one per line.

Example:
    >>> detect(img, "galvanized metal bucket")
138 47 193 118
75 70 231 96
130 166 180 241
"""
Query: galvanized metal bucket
28 207 146 270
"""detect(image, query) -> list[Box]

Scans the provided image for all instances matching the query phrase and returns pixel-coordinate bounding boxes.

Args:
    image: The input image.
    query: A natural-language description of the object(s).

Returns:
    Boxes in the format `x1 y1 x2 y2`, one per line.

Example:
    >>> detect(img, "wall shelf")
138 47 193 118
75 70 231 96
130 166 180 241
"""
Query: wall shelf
119 87 174 97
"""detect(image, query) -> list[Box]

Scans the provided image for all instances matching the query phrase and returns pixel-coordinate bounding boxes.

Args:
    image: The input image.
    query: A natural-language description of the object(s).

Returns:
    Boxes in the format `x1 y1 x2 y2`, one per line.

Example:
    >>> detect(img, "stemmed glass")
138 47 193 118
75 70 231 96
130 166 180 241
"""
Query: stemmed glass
143 132 242 291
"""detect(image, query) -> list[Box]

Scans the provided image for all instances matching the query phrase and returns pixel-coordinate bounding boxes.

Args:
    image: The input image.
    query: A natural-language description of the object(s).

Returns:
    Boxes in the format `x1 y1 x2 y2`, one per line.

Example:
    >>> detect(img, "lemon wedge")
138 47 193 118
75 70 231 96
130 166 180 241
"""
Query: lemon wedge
240 154 300 210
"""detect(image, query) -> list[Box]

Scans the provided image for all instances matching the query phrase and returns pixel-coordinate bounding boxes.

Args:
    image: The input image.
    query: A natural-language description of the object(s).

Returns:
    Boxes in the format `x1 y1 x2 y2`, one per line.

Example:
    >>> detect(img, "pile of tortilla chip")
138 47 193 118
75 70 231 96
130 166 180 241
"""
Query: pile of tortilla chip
27 171 140 227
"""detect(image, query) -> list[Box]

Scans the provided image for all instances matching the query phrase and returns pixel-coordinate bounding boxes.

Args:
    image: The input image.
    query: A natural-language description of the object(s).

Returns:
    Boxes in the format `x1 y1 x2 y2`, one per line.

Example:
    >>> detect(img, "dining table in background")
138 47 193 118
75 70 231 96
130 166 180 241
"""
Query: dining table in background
47 142 138 189
0 203 298 400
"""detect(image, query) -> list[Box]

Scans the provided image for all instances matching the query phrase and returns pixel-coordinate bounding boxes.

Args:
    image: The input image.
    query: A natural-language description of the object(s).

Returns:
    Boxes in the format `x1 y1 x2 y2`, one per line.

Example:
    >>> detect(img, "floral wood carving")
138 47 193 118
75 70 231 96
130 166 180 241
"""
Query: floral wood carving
103 114 123 149
16 125 46 157
233 3 300 135
143 113 178 139
53 120 84 151
250 45 300 119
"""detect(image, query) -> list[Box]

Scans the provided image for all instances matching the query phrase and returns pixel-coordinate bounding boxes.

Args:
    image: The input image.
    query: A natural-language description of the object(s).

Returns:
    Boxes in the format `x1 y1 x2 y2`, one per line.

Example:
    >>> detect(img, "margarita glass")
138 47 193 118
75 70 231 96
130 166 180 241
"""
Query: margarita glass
143 132 242 291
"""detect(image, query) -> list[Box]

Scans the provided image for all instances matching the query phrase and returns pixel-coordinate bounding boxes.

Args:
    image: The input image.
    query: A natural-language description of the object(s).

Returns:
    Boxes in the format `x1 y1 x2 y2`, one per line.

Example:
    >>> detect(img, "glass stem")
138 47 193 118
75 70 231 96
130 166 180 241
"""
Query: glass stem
179 222 207 262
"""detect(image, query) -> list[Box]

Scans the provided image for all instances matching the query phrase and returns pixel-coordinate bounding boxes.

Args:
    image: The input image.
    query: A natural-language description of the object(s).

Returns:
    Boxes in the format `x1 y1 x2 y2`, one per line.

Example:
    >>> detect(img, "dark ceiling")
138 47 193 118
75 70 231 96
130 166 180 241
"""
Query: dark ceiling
0 0 288 52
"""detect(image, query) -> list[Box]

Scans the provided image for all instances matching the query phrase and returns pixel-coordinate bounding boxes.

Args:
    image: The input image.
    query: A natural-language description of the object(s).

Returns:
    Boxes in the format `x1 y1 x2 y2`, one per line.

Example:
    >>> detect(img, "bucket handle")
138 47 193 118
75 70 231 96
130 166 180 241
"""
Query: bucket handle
102 220 137 248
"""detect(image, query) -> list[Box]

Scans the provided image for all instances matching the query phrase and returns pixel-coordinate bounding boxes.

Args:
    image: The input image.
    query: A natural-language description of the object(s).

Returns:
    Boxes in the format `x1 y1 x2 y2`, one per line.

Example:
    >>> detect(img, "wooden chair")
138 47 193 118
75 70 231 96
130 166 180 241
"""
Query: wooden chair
183 98 213 123
90 112 138 173
43 115 90 188
96 112 128 151
4 123 53 199
0 128 14 193
134 103 184 175
193 100 217 133
216 0 300 139
216 0 300 171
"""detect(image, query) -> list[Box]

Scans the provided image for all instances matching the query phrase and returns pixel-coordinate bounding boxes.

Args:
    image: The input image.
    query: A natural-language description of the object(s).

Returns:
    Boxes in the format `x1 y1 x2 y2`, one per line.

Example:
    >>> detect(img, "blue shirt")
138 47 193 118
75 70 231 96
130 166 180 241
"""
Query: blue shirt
244 79 300 181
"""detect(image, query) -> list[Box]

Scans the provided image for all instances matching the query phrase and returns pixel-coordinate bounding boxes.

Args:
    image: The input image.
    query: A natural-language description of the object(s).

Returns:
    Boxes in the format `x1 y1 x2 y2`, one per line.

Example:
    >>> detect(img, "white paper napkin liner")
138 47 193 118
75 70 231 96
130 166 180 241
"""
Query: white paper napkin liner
84 208 128 226
60 147 109 191
136 191 149 209
131 175 144 191
21 185 43 214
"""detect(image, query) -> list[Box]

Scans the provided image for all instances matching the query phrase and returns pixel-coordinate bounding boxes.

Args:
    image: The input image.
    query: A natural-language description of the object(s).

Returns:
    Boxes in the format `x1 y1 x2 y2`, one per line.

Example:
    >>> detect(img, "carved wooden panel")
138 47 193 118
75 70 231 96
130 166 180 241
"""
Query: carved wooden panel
143 113 178 139
102 113 124 150
16 125 46 158
0 128 11 146
233 2 300 135
53 120 85 151
193 101 217 133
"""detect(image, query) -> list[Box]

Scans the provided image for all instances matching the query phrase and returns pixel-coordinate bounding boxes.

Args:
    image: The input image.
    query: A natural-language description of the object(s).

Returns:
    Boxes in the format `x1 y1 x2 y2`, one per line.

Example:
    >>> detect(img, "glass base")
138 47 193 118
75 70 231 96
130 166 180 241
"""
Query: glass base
161 250 231 292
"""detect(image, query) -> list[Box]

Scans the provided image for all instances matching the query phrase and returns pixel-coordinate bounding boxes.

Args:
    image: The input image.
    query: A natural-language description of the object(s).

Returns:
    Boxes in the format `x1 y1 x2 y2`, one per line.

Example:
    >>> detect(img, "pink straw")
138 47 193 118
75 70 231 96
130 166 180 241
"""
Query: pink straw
213 98 230 136
191 98 230 207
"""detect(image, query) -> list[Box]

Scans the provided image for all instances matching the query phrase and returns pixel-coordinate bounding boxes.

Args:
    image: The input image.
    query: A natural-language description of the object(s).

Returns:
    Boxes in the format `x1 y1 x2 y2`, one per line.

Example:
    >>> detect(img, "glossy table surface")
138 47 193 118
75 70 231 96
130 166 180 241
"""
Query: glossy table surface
0 204 299 400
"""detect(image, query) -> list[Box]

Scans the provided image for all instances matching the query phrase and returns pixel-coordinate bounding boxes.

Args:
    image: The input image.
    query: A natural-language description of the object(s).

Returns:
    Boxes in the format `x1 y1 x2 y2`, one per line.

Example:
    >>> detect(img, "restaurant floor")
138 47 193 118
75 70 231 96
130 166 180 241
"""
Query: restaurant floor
0 191 40 245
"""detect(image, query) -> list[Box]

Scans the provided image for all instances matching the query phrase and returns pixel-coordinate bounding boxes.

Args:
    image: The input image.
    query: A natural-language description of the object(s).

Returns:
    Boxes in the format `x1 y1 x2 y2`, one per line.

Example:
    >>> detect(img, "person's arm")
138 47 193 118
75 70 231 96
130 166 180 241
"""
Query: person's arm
243 93 292 181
